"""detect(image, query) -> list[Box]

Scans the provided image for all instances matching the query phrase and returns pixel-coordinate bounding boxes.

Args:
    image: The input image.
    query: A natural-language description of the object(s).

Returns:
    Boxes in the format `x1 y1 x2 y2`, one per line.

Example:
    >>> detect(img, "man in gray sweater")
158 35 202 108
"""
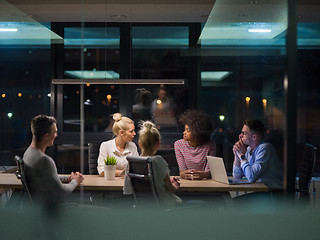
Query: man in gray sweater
23 115 84 206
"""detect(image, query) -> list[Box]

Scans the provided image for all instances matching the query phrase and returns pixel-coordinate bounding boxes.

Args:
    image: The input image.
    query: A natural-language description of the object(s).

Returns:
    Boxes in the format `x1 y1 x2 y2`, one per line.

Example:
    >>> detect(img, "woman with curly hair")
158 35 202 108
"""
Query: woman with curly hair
174 110 216 180
97 113 139 177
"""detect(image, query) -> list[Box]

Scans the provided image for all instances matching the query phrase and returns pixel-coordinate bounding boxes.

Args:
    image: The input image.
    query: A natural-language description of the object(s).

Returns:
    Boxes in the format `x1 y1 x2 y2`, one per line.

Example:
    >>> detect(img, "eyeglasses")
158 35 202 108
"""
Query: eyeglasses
240 131 255 136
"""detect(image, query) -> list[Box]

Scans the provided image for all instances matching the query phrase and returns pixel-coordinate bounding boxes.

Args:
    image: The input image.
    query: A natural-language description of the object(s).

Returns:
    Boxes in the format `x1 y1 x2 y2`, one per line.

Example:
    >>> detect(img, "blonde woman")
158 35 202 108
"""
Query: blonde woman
124 121 181 208
97 113 139 177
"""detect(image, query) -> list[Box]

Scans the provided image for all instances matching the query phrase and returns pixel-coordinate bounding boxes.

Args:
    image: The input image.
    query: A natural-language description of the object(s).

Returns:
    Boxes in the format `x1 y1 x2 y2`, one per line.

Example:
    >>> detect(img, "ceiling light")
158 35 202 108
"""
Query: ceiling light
198 0 287 43
64 70 120 79
201 71 232 81
248 29 272 33
0 28 18 32
0 1 63 45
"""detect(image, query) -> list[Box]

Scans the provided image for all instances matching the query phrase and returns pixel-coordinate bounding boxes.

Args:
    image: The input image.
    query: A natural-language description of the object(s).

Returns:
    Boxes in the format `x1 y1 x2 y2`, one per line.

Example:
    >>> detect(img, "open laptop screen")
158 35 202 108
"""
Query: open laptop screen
207 156 249 185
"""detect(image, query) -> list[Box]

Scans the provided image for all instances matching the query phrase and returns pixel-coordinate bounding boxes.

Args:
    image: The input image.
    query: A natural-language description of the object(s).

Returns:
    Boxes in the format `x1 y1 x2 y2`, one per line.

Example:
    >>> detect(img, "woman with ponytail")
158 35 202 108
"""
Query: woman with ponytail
124 121 181 208
97 113 139 177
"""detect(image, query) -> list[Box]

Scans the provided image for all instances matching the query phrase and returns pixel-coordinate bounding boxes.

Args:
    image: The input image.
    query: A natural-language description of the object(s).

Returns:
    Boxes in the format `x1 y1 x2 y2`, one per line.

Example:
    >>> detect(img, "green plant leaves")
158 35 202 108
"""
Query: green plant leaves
104 155 117 165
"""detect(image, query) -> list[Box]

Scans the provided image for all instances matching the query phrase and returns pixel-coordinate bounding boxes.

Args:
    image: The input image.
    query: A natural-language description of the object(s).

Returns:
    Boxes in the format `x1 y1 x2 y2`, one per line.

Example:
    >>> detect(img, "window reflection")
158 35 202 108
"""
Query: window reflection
62 26 120 132
132 85 188 133
63 84 119 132
132 88 152 123
150 85 177 131
131 25 190 132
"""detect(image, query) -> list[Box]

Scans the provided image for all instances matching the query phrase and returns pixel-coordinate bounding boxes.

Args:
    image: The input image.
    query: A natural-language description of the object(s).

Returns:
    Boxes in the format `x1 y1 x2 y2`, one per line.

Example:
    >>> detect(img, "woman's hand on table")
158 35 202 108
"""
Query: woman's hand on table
180 169 209 180
170 176 181 189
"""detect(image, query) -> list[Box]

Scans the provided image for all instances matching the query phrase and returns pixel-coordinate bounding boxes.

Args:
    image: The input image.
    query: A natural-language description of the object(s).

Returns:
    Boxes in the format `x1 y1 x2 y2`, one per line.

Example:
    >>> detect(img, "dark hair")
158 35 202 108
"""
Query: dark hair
244 119 266 138
159 84 167 92
135 88 152 107
179 110 213 146
31 115 56 143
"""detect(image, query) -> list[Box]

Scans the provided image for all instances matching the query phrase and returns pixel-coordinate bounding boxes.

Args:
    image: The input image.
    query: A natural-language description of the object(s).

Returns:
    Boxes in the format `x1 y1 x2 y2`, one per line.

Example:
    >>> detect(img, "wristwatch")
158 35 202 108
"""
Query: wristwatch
240 154 246 160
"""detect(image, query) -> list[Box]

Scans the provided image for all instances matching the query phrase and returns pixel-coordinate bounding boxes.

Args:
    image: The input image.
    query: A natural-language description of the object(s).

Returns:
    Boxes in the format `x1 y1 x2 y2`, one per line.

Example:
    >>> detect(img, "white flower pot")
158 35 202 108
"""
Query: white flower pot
104 165 116 181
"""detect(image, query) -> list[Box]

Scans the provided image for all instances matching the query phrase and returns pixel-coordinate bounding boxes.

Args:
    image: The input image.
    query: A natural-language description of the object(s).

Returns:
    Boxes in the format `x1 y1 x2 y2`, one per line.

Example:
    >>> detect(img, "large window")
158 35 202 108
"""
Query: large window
61 26 121 132
131 25 190 132
198 1 288 171
1 1 319 186
0 42 51 159
297 23 320 173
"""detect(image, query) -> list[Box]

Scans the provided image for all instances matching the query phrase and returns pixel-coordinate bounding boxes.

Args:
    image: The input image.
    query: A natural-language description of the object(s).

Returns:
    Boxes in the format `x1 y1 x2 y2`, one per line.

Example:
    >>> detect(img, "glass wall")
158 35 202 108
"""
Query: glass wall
197 0 288 171
297 23 320 174
62 26 121 132
131 25 190 132
4 3 320 235
1 0 319 181
199 52 286 171
0 28 51 164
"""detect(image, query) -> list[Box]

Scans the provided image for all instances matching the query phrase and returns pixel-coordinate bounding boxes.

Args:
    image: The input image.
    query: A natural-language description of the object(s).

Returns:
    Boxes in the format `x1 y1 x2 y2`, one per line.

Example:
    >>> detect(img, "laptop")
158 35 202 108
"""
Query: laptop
207 156 249 185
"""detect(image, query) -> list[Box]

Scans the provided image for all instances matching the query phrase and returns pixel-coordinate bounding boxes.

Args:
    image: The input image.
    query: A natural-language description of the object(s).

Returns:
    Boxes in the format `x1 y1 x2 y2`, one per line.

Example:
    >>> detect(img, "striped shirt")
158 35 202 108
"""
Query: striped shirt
174 139 216 171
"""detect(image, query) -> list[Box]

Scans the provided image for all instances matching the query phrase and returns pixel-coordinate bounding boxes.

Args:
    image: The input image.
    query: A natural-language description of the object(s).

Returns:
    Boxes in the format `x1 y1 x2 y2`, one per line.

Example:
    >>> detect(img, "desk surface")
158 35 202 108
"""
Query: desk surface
0 174 269 192
0 166 17 173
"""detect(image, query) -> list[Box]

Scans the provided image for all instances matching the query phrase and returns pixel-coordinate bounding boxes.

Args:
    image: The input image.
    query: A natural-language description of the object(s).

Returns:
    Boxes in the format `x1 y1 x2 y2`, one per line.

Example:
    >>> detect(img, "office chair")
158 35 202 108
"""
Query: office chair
126 156 159 208
297 143 318 202
155 149 179 176
88 142 101 175
14 155 34 205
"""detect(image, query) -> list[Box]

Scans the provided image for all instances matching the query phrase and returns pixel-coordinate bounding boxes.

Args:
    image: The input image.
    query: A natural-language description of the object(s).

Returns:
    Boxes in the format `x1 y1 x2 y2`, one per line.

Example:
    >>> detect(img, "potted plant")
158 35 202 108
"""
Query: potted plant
104 155 117 181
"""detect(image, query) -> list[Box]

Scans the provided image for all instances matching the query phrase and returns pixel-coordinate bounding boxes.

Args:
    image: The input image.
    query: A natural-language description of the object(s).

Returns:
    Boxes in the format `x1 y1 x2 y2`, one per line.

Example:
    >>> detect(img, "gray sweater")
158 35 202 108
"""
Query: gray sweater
23 146 78 205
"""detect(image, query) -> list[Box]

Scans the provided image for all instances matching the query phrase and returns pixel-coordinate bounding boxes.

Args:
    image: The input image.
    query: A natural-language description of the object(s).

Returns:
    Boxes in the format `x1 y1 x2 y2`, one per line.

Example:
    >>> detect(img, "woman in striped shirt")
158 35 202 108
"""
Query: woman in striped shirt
174 110 216 180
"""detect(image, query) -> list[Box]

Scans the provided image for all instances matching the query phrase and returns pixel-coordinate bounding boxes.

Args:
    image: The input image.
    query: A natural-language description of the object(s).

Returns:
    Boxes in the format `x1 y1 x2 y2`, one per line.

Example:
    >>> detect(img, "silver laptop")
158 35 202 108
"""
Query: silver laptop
207 156 249 185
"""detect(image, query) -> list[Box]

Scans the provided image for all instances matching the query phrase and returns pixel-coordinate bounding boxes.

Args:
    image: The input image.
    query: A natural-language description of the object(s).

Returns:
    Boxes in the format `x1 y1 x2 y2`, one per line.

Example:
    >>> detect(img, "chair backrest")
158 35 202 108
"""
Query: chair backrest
14 155 33 205
126 156 159 208
155 149 179 176
298 143 318 192
88 142 101 175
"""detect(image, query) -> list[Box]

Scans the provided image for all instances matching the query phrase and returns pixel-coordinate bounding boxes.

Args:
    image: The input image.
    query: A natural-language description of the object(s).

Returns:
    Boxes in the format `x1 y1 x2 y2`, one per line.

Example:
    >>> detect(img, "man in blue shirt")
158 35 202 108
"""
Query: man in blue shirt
233 119 283 190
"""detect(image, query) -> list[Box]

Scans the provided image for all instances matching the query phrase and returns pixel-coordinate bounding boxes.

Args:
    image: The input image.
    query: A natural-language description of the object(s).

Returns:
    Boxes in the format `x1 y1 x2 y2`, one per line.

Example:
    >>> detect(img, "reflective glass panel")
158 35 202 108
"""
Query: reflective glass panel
62 27 120 132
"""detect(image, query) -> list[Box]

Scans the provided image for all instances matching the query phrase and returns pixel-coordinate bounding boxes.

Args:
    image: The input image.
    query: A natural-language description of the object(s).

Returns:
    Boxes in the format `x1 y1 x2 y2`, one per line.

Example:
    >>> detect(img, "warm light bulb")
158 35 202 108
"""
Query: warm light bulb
262 99 267 104
1 93 5 98
18 93 22 97
245 97 250 102
107 94 112 103
156 99 162 105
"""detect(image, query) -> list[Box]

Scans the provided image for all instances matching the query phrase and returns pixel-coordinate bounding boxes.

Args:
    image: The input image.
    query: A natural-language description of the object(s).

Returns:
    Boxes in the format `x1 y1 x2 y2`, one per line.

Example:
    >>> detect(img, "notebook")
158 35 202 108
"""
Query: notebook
207 156 249 185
